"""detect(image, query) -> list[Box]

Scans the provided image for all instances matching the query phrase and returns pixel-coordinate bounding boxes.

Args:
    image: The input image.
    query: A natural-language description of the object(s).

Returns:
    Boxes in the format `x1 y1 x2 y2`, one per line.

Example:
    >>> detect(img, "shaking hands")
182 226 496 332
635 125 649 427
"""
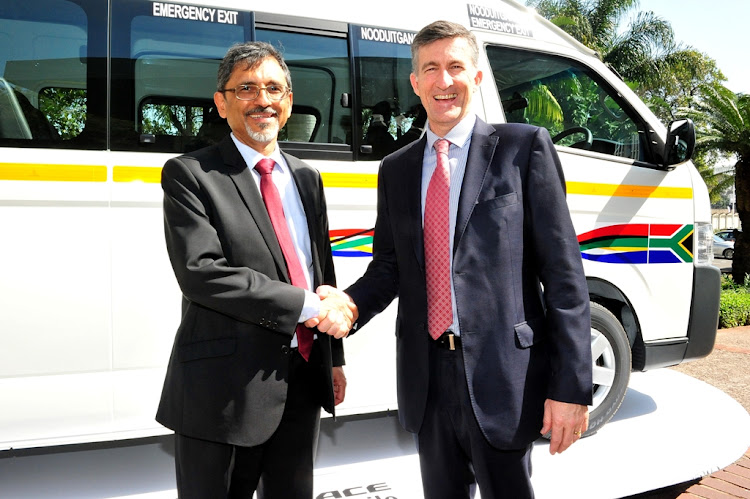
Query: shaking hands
305 285 358 339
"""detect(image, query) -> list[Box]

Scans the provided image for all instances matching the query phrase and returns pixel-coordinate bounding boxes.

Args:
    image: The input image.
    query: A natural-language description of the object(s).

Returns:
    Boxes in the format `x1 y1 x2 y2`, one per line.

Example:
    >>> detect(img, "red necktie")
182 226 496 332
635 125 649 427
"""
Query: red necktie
255 158 314 361
424 139 452 340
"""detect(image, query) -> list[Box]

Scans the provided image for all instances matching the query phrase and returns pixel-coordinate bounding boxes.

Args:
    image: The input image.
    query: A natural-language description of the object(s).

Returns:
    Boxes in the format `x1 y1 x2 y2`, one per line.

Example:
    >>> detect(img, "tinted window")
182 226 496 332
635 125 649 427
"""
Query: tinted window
110 0 247 152
0 0 106 149
487 45 649 162
256 28 351 147
352 25 425 160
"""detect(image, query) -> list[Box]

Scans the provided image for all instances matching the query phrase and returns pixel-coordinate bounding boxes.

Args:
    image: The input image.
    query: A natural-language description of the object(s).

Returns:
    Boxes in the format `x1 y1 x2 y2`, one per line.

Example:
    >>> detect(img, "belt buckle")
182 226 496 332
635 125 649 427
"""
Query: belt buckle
446 332 456 351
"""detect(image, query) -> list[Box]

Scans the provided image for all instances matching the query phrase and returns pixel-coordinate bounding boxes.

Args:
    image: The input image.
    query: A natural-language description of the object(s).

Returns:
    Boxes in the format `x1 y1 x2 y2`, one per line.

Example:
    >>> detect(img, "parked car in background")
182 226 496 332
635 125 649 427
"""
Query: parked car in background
716 229 740 242
714 235 735 259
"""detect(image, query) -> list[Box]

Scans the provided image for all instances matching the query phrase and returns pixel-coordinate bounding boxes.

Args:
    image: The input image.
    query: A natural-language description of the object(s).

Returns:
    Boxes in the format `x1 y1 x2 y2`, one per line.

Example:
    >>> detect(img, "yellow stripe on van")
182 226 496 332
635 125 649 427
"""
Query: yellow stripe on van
0 165 694 201
320 172 378 189
109 167 379 187
0 162 107 182
110 168 380 189
113 166 162 183
566 181 692 199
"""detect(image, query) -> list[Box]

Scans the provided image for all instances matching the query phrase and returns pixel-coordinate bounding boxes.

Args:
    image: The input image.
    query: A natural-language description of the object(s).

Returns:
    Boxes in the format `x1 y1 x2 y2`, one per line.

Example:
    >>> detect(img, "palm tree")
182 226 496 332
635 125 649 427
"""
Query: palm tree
643 51 732 205
641 49 725 122
686 85 750 282
690 148 735 206
526 0 675 83
527 1 733 204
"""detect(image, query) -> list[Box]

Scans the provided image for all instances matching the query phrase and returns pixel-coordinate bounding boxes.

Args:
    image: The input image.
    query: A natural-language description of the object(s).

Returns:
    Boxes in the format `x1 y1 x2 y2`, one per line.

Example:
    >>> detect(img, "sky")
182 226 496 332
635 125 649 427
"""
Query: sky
634 0 749 94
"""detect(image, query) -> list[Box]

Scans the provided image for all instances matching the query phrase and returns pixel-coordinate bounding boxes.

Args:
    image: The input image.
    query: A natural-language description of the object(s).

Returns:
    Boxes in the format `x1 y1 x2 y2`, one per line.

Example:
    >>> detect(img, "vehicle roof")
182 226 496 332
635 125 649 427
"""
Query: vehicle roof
172 0 599 59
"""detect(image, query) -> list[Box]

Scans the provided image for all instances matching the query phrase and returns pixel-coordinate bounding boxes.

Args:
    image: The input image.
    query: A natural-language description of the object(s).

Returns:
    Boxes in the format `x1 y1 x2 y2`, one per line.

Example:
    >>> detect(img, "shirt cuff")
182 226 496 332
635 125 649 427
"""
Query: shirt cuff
298 289 321 323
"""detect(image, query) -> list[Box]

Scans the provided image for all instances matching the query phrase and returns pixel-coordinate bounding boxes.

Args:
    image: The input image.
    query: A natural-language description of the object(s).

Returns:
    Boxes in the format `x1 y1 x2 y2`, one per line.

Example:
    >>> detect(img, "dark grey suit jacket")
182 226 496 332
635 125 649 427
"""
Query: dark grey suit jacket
156 135 344 447
347 119 592 449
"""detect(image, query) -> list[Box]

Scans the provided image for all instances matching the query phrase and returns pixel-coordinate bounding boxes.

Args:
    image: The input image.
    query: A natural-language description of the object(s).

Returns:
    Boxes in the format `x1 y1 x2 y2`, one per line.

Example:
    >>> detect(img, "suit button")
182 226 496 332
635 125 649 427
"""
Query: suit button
281 345 290 355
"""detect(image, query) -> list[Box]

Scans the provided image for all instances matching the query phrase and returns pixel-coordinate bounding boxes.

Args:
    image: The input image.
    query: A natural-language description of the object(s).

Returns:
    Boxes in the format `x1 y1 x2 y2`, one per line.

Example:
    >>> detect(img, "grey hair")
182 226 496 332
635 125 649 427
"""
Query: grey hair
410 20 479 73
216 41 292 92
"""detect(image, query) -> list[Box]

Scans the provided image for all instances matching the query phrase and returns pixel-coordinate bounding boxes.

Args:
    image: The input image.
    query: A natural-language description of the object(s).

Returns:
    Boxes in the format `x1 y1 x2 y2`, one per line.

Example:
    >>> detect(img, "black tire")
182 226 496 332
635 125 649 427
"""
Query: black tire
585 302 631 436
724 248 734 260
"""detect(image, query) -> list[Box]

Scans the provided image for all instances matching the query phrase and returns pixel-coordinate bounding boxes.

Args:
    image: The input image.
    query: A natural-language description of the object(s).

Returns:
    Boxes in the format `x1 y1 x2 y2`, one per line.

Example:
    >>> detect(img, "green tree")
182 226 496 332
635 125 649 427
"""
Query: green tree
526 0 674 82
636 50 734 202
685 85 750 282
640 49 725 123
692 147 735 206
39 88 86 139
142 103 202 136
527 0 732 202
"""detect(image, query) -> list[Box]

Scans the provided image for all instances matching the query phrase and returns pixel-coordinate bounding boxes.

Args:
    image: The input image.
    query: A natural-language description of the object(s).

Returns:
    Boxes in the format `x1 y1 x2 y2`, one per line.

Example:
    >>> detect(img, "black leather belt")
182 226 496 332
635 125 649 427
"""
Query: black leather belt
435 332 461 350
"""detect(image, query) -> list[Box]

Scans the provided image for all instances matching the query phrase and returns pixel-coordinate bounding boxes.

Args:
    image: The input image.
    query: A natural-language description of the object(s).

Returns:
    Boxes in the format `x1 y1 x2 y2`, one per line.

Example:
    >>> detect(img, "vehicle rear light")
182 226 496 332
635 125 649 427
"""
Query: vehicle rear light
694 222 713 265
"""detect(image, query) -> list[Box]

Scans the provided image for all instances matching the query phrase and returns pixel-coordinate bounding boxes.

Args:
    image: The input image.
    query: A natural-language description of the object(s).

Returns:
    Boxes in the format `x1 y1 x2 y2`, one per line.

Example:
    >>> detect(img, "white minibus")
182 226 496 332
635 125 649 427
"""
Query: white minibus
0 0 719 449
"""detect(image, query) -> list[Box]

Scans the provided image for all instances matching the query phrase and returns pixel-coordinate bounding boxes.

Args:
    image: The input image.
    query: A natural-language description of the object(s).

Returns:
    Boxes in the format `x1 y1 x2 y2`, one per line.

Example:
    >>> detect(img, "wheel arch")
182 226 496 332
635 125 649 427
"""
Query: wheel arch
587 277 644 371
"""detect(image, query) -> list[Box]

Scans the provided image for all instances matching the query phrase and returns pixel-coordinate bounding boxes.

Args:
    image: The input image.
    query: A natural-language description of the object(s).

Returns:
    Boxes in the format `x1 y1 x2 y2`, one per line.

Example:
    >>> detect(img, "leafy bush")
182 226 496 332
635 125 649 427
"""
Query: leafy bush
719 274 750 328
721 273 750 291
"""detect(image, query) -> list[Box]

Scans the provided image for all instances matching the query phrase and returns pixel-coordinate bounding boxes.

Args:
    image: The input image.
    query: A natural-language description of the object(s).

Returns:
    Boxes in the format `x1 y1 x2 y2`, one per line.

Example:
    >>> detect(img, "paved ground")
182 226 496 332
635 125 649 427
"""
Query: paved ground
673 328 750 414
625 327 750 498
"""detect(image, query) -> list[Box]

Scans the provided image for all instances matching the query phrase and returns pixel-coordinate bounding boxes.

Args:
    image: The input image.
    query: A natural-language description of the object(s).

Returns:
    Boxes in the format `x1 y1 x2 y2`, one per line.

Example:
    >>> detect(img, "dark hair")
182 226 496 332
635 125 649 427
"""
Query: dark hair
216 41 292 92
411 20 479 73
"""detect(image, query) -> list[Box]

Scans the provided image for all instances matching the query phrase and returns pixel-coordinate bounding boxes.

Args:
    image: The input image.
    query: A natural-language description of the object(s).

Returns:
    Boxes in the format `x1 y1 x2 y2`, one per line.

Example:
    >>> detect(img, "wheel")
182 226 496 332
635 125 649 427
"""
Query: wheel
724 248 734 259
585 302 631 436
551 126 593 150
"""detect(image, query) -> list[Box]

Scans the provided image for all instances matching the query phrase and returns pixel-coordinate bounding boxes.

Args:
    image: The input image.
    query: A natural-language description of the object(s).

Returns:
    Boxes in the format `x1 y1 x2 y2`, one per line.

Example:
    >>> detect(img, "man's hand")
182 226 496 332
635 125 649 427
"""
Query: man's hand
541 399 589 455
304 285 358 339
333 366 347 406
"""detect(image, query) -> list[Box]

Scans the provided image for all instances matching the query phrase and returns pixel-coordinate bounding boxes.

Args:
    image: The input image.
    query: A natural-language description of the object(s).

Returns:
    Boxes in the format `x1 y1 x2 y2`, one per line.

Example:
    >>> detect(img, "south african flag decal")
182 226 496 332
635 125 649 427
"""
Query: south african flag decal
578 224 694 264
330 228 374 257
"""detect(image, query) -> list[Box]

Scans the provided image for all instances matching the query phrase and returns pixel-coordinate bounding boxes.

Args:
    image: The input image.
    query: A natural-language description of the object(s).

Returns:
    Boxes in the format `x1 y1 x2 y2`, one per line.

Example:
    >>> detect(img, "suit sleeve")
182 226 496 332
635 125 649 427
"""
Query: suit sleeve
346 159 400 330
162 155 304 336
526 127 593 406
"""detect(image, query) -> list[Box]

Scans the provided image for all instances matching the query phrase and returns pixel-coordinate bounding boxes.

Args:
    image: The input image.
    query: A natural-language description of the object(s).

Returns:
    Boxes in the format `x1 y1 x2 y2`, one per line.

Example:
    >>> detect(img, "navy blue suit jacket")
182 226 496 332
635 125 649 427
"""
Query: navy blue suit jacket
347 119 592 449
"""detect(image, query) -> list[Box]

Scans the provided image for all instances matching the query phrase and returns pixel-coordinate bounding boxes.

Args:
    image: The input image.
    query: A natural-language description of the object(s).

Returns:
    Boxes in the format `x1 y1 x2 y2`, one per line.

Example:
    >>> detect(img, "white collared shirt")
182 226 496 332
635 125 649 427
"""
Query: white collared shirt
230 135 320 336
420 114 477 336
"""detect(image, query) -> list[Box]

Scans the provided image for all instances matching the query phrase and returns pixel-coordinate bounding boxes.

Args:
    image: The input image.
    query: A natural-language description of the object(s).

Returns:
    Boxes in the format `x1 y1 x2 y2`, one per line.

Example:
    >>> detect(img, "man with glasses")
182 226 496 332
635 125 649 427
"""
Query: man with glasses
156 41 354 498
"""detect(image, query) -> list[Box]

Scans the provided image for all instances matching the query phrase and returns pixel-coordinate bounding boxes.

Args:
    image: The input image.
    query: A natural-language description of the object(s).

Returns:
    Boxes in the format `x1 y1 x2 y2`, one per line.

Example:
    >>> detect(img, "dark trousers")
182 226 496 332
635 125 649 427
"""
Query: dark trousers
174 344 324 499
417 341 534 499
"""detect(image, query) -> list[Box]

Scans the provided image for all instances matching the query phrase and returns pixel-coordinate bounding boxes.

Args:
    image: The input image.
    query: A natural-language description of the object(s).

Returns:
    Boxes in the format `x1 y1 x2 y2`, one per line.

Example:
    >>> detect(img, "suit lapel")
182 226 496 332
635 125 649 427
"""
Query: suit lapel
403 137 428 269
284 151 323 287
454 120 499 252
220 137 290 283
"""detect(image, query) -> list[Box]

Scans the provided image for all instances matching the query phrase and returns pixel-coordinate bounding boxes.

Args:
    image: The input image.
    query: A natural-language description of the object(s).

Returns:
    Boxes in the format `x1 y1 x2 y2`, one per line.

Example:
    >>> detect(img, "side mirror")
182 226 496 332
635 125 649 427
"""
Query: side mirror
664 118 695 167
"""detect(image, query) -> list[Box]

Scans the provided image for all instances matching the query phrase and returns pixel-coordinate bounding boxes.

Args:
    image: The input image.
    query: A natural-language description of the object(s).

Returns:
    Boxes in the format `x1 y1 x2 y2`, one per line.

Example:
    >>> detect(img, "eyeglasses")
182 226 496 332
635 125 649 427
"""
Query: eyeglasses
221 83 289 101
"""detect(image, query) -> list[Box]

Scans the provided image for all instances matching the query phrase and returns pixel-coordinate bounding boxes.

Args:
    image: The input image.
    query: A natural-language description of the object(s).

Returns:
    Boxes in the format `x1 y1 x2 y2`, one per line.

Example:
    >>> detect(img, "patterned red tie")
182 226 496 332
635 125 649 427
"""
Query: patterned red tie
424 139 453 340
255 158 314 361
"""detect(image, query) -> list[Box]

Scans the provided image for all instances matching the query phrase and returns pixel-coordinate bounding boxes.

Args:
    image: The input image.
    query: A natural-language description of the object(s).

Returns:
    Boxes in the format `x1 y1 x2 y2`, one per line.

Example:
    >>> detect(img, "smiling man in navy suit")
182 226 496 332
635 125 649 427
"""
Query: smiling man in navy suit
315 21 592 499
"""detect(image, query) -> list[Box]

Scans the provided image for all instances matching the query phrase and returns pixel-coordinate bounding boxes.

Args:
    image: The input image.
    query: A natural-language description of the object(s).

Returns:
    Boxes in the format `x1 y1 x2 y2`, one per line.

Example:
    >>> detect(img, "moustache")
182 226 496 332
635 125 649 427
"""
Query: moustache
245 107 278 117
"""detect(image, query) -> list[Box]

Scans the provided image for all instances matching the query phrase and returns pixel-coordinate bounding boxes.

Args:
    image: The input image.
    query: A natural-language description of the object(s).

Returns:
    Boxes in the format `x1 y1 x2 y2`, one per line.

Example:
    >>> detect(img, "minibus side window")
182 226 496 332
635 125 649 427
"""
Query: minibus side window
110 0 246 153
352 25 425 161
486 45 649 163
0 0 106 149
257 29 352 148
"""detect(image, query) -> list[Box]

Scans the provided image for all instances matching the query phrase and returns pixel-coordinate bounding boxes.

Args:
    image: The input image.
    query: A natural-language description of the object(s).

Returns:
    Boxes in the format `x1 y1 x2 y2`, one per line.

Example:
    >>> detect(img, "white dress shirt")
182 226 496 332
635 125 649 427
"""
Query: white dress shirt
420 114 476 337
231 135 320 344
